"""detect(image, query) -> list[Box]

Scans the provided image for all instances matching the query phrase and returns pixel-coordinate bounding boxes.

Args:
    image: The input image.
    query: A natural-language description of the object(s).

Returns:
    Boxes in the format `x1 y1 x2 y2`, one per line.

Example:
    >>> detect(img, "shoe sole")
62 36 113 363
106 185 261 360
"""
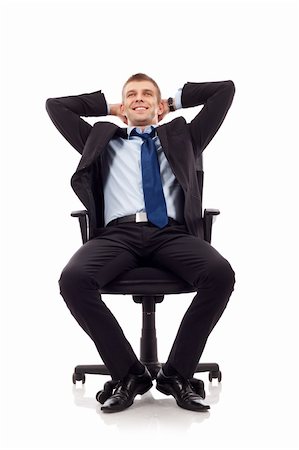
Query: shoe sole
156 383 210 412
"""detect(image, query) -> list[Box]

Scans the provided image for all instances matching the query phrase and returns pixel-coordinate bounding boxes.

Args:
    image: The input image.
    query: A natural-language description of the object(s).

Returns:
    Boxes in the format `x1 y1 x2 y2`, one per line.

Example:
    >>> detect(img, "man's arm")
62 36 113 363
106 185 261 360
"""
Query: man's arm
45 90 108 155
181 80 235 155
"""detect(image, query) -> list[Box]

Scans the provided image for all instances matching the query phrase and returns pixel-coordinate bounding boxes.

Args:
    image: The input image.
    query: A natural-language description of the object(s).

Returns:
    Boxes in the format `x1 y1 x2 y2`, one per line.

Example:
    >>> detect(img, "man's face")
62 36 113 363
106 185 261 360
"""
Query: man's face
120 80 163 127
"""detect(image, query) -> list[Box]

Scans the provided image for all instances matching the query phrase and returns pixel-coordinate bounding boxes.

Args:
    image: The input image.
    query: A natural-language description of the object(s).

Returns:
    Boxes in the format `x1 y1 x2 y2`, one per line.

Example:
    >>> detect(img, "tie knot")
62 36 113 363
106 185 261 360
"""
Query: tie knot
130 127 156 140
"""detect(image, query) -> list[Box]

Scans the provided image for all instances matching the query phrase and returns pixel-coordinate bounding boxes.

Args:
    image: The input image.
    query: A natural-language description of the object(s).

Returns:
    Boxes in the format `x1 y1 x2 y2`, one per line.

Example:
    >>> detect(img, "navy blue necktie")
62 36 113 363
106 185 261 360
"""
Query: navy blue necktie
130 127 168 228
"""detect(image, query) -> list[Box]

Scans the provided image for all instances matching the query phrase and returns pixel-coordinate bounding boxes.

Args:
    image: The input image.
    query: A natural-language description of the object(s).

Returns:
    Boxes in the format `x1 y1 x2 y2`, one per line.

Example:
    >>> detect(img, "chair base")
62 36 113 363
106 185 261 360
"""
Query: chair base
72 296 222 386
72 362 222 384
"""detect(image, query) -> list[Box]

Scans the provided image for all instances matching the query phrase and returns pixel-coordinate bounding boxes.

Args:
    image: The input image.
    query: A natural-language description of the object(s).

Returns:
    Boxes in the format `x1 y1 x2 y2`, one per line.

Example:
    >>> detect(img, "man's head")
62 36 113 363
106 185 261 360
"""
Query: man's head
120 73 163 128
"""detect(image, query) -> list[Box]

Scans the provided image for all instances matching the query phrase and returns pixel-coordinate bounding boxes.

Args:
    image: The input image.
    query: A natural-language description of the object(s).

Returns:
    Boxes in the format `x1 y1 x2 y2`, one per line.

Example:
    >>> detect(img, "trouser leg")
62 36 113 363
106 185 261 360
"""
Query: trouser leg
58 226 143 381
149 225 236 379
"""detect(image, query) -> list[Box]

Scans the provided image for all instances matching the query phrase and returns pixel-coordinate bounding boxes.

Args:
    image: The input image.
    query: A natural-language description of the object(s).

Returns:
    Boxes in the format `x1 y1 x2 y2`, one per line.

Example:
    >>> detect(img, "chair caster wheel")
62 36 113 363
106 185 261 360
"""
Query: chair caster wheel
96 390 106 404
72 372 86 384
208 370 222 382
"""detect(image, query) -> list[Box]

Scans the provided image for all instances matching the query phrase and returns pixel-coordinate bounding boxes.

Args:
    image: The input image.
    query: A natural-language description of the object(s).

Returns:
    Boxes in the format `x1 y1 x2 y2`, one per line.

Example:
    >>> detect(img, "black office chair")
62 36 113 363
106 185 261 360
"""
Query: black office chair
71 155 222 402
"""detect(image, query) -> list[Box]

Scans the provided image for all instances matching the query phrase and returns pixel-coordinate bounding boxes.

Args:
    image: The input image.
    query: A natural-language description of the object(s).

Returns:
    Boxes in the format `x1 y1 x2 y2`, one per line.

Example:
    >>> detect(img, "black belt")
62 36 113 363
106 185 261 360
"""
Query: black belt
106 213 181 227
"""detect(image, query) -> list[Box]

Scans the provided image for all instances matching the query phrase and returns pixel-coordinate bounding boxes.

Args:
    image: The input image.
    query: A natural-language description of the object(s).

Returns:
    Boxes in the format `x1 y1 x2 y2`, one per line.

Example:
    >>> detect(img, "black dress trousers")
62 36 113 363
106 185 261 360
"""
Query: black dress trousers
58 221 235 381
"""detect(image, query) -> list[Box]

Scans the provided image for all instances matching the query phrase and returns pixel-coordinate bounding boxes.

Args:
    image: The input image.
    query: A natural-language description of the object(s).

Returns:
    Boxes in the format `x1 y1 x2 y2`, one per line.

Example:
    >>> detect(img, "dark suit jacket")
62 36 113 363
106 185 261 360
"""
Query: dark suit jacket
45 80 235 239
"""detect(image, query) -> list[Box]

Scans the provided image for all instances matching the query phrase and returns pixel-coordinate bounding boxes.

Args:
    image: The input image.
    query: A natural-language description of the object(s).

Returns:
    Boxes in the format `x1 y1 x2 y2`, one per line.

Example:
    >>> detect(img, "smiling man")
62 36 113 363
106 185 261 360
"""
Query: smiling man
110 74 167 129
46 73 236 413
120 76 163 128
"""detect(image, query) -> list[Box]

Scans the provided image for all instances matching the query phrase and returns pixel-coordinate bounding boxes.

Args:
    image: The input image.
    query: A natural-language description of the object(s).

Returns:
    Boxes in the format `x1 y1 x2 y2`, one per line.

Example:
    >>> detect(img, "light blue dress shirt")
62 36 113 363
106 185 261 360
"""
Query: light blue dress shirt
101 90 184 226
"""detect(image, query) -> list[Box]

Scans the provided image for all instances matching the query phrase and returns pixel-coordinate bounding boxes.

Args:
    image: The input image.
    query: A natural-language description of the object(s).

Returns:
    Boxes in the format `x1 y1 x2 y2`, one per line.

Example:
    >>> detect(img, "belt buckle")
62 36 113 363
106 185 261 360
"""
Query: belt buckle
135 212 148 222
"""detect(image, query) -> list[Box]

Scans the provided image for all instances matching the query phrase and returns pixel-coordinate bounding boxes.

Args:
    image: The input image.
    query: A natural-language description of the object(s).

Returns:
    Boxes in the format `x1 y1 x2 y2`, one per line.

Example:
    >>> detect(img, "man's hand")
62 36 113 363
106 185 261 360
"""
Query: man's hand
158 99 171 122
109 103 128 124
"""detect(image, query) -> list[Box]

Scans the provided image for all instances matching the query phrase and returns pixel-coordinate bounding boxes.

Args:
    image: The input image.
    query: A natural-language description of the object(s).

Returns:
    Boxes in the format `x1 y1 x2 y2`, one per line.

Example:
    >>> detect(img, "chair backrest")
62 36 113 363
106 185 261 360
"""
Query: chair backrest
196 154 204 215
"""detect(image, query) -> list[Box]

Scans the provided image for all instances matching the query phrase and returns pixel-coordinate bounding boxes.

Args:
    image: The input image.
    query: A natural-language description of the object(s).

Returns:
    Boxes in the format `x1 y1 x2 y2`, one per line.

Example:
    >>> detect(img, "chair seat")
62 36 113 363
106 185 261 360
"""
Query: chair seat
100 266 196 295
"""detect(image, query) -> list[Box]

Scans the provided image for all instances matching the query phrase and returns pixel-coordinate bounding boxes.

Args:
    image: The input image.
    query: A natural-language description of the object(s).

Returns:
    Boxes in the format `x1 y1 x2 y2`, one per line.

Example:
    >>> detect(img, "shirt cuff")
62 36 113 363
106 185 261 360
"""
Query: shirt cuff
174 89 183 109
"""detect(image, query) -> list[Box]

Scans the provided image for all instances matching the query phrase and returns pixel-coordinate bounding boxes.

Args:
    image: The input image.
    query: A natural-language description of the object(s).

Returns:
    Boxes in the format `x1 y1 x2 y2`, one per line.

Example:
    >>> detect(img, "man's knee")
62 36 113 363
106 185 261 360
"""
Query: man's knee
210 257 236 293
58 264 97 298
194 256 235 293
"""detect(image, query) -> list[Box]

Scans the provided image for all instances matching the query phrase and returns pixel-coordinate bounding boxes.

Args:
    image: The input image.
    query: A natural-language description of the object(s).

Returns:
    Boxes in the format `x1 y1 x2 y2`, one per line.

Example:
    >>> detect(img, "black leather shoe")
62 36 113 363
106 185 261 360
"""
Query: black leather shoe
156 368 210 412
100 367 153 413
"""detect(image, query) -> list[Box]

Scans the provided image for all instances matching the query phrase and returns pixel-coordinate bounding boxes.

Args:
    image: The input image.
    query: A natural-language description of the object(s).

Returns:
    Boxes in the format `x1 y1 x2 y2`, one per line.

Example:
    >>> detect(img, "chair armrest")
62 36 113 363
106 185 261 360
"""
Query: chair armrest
203 208 220 243
71 209 89 244
71 209 89 218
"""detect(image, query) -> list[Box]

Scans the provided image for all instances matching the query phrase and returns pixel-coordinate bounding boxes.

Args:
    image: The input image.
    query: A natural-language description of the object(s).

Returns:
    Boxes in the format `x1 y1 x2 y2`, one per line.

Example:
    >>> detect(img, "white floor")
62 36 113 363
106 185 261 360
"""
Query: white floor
2 364 298 450
1 288 299 450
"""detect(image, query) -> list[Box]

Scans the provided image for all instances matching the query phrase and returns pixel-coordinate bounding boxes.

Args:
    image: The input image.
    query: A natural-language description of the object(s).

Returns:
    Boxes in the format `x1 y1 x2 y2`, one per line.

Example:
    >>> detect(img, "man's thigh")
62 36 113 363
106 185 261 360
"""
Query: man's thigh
61 225 142 289
149 225 232 288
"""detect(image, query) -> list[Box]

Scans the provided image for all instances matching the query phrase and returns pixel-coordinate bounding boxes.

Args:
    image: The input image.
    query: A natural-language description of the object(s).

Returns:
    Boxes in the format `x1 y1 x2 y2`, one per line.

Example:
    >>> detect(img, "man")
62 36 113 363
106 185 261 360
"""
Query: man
45 73 236 413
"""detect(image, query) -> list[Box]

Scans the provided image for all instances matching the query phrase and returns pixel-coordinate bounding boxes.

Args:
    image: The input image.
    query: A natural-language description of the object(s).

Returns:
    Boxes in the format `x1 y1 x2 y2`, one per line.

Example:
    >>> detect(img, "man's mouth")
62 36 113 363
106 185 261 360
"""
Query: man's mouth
132 106 148 111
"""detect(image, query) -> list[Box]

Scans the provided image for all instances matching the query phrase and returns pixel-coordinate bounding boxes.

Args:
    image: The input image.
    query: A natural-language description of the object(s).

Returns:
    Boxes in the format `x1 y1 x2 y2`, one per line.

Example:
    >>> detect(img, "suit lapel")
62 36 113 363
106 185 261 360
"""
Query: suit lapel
156 125 169 158
76 122 123 171
157 122 189 191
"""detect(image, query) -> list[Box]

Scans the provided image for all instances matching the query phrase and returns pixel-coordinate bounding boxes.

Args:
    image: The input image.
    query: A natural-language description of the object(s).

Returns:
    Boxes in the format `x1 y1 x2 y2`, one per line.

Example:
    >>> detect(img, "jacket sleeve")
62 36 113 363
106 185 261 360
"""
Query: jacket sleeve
45 90 108 155
181 80 235 155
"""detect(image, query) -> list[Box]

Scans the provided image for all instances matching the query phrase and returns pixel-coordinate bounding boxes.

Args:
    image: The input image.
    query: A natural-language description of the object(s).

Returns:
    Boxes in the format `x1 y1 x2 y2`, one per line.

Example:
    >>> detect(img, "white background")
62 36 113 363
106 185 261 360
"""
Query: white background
1 0 298 449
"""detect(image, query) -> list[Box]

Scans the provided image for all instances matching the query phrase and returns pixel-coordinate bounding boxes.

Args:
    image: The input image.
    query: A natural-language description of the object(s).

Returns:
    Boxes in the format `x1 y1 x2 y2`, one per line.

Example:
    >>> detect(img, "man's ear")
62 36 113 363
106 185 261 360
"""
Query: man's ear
120 103 125 115
157 101 164 115
157 101 165 122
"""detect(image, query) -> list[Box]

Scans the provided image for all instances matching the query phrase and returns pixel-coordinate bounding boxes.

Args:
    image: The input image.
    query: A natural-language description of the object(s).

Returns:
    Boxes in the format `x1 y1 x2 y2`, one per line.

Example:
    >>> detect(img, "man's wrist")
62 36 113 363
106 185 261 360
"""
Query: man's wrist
167 97 176 112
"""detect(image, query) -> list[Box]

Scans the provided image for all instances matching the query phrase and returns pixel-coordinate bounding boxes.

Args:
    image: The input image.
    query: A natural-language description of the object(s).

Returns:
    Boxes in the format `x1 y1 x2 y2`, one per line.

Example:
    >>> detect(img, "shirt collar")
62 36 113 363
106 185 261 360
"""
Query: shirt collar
127 124 158 138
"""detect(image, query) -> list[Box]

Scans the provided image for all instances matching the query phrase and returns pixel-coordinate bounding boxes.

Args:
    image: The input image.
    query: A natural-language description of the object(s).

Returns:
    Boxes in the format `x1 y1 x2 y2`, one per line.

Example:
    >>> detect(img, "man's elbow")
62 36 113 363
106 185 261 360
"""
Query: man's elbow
45 97 55 112
45 98 61 118
226 80 236 96
223 80 235 105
